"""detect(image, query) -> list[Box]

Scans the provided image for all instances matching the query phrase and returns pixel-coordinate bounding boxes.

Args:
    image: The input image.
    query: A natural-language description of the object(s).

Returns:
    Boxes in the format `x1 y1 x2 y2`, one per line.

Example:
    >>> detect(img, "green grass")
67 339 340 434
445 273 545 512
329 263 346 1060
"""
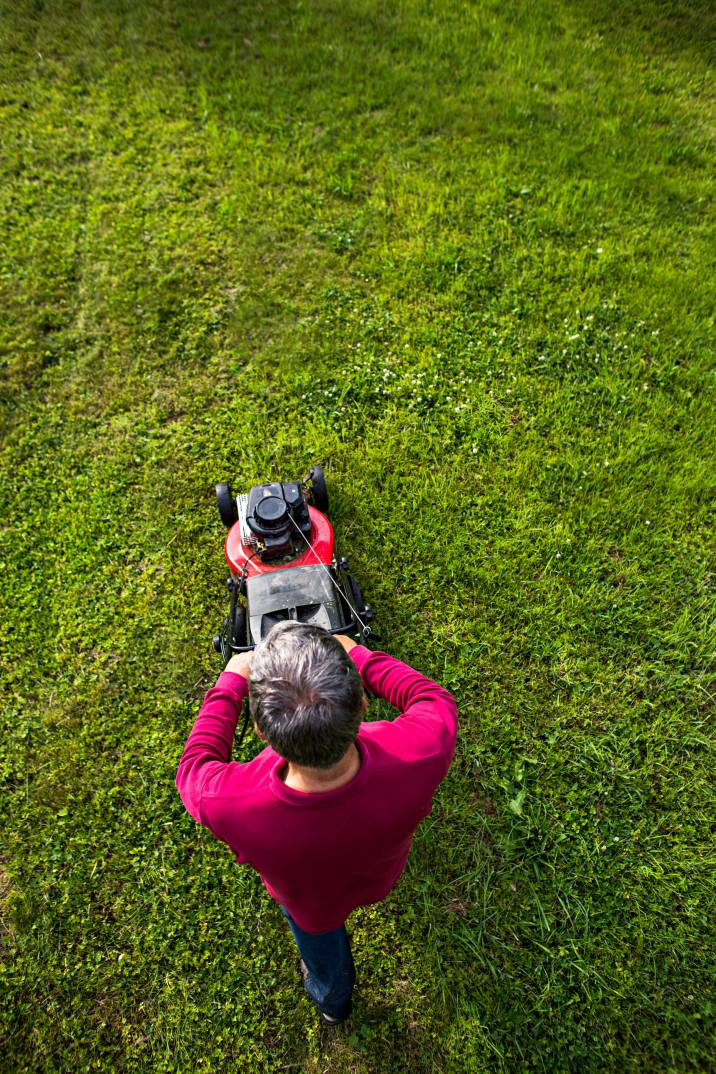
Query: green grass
1 1 715 1071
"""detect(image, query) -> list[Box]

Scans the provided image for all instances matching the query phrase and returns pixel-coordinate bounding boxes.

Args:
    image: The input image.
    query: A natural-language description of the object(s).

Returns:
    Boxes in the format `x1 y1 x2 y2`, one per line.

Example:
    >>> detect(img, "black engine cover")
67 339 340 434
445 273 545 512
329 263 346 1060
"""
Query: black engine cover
246 481 312 559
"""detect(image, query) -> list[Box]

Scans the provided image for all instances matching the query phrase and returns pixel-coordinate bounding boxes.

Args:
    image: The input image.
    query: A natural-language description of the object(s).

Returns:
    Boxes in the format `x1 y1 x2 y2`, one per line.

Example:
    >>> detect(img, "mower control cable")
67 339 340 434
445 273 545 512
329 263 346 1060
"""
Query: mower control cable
239 546 264 583
286 514 372 639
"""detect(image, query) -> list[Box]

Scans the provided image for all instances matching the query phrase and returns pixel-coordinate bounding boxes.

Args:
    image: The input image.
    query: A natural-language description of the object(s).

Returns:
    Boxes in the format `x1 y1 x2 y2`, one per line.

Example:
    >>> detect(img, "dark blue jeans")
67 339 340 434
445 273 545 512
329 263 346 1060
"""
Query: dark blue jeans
280 905 355 1019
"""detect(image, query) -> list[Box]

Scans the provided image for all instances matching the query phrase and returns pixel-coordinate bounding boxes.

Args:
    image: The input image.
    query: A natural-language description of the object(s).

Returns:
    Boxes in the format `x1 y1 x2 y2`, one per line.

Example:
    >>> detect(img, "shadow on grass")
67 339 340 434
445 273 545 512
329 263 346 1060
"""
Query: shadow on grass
563 0 716 67
314 1000 444 1074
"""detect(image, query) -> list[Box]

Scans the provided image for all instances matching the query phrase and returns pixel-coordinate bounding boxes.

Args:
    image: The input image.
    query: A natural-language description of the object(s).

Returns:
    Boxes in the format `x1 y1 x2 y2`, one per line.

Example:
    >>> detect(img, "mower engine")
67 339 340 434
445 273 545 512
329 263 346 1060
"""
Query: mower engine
212 466 375 663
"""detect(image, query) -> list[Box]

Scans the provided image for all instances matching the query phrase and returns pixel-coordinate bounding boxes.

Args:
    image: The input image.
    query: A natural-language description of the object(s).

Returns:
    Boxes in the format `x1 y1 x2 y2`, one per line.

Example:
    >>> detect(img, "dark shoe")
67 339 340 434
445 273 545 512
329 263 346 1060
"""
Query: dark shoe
319 999 352 1026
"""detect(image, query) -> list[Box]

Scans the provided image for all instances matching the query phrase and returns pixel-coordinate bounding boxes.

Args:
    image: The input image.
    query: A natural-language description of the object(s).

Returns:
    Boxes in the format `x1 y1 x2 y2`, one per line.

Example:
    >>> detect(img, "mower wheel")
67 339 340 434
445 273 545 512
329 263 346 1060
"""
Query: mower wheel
308 465 329 513
348 573 366 618
216 615 232 663
216 483 239 528
232 605 248 648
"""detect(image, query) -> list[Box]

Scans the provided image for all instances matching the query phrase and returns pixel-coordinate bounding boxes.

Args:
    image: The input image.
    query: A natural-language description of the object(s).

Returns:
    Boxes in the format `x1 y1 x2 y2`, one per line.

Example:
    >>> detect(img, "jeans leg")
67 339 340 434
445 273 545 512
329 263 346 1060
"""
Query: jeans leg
281 906 355 1019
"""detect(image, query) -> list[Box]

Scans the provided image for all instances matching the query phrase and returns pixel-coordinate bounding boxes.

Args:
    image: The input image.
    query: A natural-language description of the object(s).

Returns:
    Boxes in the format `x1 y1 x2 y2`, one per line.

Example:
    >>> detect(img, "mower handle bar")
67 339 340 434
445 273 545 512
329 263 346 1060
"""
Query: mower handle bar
226 620 375 655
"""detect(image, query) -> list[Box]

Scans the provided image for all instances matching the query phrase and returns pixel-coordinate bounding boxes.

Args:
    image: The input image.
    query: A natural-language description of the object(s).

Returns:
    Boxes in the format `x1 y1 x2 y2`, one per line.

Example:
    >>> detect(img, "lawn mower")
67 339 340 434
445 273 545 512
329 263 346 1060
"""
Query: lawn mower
212 466 376 671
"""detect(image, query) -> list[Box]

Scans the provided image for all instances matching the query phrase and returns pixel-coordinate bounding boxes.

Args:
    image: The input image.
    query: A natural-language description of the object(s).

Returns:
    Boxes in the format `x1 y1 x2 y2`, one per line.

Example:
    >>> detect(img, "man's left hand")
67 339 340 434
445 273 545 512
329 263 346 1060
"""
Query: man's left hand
225 651 254 680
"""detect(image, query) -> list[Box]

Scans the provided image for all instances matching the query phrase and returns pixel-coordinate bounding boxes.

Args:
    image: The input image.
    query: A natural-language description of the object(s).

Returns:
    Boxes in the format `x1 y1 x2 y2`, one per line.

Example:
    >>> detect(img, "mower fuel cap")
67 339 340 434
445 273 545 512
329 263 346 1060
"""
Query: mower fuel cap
254 495 288 528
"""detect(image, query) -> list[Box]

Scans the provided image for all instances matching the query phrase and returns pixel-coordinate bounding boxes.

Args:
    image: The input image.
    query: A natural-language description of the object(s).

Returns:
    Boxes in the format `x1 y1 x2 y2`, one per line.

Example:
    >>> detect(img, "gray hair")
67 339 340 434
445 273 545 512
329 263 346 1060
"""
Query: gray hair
248 621 365 769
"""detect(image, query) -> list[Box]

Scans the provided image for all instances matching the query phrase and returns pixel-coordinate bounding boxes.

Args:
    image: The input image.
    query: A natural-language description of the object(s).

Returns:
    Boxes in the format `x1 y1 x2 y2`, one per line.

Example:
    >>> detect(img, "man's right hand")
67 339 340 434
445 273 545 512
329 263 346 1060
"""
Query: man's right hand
335 634 358 654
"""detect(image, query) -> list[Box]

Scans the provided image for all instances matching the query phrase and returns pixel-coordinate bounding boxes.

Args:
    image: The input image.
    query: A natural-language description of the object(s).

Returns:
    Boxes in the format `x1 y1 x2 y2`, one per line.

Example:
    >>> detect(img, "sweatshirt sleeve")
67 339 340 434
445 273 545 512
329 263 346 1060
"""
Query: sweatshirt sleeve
349 645 459 776
175 670 249 825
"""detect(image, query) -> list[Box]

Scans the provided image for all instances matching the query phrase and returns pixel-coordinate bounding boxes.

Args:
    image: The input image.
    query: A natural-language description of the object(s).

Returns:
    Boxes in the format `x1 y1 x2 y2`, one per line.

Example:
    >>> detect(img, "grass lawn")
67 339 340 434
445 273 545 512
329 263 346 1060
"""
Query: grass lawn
1 1 714 1071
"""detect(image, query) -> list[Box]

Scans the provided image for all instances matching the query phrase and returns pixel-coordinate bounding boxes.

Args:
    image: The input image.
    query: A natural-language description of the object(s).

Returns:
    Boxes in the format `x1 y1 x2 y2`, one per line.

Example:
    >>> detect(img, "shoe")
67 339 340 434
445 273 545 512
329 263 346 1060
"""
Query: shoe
319 1010 347 1026
319 1000 352 1026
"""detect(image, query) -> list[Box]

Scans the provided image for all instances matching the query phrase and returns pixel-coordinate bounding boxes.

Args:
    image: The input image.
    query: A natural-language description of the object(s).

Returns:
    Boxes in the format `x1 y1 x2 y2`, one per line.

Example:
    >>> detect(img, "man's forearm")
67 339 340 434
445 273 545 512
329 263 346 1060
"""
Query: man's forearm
350 646 457 718
175 671 248 823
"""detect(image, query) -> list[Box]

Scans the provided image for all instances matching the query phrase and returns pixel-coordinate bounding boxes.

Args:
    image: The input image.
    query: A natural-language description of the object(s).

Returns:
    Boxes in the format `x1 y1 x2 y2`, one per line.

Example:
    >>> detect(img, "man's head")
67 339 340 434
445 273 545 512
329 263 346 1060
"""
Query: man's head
248 621 366 769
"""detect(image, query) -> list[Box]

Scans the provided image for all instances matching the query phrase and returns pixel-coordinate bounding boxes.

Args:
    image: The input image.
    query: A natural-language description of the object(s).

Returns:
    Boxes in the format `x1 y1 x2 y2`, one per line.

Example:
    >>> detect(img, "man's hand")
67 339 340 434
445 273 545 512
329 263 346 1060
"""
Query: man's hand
335 634 358 654
225 651 254 680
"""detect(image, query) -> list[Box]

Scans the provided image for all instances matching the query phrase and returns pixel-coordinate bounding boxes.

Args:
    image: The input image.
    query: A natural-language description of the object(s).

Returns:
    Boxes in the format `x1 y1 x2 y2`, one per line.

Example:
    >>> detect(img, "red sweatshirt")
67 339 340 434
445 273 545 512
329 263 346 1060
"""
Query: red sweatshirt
176 645 458 933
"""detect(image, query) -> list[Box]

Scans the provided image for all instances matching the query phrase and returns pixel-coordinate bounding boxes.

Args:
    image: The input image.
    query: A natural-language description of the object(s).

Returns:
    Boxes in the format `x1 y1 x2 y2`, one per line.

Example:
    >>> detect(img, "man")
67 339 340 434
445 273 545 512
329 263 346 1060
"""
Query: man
176 621 458 1026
